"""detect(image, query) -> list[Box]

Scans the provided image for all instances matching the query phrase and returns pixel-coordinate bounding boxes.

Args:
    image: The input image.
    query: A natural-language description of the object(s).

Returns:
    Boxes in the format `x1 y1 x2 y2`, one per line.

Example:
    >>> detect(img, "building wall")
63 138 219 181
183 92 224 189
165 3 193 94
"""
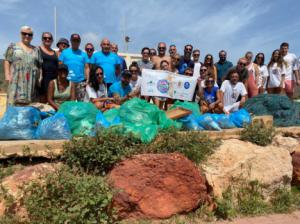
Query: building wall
118 52 142 66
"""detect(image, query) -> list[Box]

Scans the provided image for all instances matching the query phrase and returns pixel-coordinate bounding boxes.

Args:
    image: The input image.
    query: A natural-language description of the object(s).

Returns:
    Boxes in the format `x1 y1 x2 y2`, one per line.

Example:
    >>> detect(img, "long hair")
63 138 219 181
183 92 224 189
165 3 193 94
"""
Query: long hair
89 65 104 92
254 53 265 66
267 49 286 69
204 54 214 67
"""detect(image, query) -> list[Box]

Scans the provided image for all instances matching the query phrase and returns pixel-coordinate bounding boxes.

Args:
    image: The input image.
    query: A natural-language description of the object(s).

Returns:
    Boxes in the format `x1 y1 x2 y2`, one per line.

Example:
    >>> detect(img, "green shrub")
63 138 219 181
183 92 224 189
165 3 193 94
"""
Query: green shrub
23 167 116 224
149 130 220 164
240 124 275 146
62 130 141 175
215 188 237 219
271 188 293 213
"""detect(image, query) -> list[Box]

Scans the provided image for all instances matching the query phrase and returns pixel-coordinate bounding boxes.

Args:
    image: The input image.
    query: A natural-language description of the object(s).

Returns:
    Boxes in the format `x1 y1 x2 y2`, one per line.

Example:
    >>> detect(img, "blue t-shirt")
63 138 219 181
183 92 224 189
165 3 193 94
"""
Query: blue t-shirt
108 81 131 97
59 48 88 83
204 86 219 104
91 51 120 84
178 56 194 74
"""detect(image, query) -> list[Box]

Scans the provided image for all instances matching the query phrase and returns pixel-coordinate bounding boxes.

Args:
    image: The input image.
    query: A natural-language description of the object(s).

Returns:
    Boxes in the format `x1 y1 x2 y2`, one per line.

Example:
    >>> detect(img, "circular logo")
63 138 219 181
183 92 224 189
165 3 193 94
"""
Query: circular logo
184 82 190 89
157 79 169 93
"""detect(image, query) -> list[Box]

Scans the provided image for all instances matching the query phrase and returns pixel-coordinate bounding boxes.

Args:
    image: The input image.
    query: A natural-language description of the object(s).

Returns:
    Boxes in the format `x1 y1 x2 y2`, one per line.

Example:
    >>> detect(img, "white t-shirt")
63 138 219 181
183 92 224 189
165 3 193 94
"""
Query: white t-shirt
220 80 247 112
193 62 201 77
283 53 298 81
258 65 269 88
84 84 107 102
130 76 142 92
268 63 287 88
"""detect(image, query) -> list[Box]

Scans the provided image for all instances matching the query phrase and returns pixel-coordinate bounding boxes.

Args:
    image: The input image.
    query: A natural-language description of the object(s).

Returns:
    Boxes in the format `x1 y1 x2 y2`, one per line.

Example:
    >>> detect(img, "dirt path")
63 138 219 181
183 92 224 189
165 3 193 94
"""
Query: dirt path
217 211 300 224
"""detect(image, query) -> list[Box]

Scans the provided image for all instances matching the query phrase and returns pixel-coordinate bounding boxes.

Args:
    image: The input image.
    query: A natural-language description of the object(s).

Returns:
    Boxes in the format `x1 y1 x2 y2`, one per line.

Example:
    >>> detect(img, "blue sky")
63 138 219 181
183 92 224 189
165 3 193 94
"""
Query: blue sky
1 0 300 63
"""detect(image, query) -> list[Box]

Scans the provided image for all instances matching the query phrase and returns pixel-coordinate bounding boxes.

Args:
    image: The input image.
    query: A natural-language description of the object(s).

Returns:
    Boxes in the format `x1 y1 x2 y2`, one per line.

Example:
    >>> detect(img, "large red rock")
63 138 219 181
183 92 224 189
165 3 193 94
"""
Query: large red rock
292 151 300 187
108 153 209 219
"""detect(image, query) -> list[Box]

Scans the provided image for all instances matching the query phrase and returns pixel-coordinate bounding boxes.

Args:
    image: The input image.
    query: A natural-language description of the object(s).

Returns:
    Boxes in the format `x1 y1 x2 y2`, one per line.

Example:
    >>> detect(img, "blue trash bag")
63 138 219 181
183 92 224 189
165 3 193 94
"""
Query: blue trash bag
95 111 121 129
212 114 236 129
178 114 204 131
0 106 41 140
230 109 251 128
40 110 56 119
36 113 72 140
197 114 221 131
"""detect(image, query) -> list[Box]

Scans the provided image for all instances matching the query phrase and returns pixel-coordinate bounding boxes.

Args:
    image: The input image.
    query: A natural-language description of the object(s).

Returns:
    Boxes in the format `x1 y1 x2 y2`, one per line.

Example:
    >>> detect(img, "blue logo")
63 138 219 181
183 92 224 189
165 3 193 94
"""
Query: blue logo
184 82 190 89
157 80 169 93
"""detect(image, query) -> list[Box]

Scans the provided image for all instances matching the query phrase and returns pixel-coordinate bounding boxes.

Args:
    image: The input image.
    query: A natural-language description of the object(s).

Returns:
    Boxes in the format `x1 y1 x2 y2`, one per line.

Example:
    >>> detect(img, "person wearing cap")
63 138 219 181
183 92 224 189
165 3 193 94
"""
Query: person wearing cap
47 64 75 110
108 70 132 104
90 38 120 88
4 26 43 105
56 38 69 58
58 33 89 101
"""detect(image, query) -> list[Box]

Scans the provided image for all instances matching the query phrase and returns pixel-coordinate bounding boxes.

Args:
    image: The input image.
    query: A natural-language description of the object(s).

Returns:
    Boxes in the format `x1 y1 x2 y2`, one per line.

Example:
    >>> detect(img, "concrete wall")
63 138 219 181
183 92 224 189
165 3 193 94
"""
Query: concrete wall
119 52 142 67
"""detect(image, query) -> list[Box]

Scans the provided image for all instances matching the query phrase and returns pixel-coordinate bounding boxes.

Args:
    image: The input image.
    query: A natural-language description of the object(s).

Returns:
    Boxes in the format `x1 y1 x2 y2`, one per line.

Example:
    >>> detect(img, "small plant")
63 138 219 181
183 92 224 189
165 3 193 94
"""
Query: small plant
22 167 117 224
240 123 275 146
215 188 237 220
271 188 293 213
150 129 220 164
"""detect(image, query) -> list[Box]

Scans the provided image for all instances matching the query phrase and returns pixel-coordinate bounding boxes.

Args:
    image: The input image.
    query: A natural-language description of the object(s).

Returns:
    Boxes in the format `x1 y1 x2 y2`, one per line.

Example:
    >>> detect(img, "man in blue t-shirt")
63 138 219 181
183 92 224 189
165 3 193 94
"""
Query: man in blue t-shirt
108 70 132 104
90 38 120 87
178 44 195 74
59 33 89 101
215 50 233 87
111 43 127 73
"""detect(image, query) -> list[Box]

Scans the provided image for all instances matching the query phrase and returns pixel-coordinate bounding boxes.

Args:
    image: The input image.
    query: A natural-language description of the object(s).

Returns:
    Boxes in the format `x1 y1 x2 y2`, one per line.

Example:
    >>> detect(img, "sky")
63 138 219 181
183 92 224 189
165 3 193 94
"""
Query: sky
1 0 300 63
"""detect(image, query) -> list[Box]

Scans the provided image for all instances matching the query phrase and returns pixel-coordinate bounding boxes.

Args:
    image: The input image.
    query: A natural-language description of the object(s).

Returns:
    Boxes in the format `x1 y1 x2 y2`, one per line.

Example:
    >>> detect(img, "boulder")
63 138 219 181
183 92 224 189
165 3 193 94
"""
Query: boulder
272 134 300 154
109 153 209 219
292 151 300 187
202 139 293 198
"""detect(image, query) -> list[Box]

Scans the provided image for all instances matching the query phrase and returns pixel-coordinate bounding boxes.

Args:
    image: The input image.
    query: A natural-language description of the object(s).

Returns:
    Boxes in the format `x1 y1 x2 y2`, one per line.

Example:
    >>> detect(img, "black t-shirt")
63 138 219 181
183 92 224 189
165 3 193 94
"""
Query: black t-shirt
40 47 58 79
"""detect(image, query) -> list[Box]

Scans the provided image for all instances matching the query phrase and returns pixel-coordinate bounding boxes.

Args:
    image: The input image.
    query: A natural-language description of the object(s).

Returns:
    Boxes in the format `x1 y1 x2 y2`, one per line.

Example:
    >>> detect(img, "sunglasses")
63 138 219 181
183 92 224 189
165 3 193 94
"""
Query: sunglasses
185 48 192 51
206 80 214 83
238 62 247 66
158 47 166 50
142 52 150 55
96 72 103 76
193 54 200 56
257 56 264 59
206 57 212 60
21 32 33 37
86 48 94 52
43 37 52 41
130 69 138 73
71 39 80 42
200 69 207 72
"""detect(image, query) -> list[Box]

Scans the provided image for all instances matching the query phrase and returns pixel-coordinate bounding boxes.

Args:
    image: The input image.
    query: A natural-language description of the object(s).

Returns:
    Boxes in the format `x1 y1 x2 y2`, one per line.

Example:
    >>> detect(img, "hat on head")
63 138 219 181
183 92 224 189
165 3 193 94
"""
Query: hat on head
56 38 70 48
70 33 81 41
58 64 68 72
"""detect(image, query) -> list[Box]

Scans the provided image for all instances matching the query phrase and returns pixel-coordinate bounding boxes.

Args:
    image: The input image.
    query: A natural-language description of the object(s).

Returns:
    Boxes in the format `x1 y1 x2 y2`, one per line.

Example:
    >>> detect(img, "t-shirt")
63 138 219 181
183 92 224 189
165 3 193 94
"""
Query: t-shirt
130 76 142 92
283 53 299 81
178 56 194 74
203 86 219 104
90 51 120 84
59 48 88 83
137 60 154 70
118 56 127 71
215 60 233 85
84 84 107 102
268 63 287 88
193 62 201 77
258 65 269 88
108 81 132 97
220 80 247 108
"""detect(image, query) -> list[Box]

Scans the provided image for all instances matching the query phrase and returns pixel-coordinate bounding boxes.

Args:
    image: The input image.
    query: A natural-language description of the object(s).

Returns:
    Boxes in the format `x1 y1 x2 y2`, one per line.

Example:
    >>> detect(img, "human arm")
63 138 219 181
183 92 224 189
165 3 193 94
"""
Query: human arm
47 80 59 111
4 60 11 83
85 63 90 83
70 82 76 100
254 64 260 86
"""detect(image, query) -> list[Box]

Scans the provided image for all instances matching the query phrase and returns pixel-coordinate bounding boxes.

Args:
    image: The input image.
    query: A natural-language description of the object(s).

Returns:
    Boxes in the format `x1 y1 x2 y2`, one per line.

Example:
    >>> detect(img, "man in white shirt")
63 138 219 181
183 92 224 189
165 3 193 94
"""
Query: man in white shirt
220 69 247 114
280 42 300 98
192 49 201 77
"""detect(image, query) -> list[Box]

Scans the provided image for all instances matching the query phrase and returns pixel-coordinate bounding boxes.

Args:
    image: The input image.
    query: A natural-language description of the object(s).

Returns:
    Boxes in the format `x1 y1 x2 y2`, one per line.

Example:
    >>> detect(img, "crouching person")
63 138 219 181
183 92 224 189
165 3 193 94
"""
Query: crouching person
108 70 132 105
220 69 247 114
199 76 223 113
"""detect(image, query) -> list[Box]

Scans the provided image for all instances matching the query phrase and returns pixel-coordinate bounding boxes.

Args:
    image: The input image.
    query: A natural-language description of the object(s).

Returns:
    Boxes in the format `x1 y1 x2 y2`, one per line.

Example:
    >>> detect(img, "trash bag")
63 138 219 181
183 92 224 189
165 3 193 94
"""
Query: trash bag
168 100 201 116
178 114 204 131
0 106 41 140
36 113 71 140
197 114 221 131
95 111 121 129
212 114 236 129
230 109 251 128
103 108 120 123
58 101 99 136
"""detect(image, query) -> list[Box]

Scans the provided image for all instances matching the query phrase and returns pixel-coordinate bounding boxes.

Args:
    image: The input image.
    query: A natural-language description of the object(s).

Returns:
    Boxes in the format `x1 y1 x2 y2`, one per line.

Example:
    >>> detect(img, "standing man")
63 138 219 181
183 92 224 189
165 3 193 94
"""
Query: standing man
137 47 154 70
215 50 233 87
178 44 194 74
111 43 127 72
85 43 95 63
280 42 300 98
91 38 120 88
59 33 89 101
192 49 201 77
169 44 177 57
151 42 171 70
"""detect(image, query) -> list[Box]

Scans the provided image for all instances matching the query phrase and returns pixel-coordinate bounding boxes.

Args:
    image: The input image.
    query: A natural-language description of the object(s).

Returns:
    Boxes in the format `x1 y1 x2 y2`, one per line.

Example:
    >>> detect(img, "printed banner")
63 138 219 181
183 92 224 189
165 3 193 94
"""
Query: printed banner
141 69 197 101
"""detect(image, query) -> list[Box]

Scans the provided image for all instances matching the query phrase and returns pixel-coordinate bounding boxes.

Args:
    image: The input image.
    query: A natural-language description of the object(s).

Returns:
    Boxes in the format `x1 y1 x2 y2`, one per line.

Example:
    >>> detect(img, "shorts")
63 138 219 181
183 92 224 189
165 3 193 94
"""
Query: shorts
285 80 295 94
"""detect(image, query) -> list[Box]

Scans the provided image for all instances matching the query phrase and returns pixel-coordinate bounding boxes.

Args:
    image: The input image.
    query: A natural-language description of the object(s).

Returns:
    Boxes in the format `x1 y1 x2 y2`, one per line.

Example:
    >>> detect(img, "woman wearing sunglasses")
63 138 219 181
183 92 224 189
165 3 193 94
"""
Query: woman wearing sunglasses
39 32 58 103
199 75 223 114
4 26 43 105
254 53 269 94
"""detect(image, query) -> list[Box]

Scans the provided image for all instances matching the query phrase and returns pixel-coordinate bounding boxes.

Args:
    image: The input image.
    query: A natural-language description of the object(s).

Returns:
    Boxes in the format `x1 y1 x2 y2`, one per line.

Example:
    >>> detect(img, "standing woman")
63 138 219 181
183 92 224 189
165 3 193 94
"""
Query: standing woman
245 51 259 98
267 50 287 94
39 32 58 102
254 53 269 94
4 26 43 105
203 54 217 81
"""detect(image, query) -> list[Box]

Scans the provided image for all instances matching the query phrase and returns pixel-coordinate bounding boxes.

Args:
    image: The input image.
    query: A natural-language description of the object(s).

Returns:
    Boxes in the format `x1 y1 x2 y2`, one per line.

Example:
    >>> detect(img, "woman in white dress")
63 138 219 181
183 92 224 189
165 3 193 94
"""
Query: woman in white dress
254 53 269 94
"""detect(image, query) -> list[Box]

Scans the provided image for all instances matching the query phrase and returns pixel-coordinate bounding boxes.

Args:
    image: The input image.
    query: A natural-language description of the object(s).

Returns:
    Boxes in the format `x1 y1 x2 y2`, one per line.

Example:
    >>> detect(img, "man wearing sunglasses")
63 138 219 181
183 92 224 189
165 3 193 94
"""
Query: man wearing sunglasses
151 42 171 70
59 33 90 101
178 44 194 74
137 47 154 70
215 50 233 87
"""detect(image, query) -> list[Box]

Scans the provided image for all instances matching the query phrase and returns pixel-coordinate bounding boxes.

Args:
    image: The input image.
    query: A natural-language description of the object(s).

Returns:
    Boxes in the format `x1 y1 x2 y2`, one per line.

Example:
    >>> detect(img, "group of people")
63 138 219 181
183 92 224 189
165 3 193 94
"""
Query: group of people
4 26 300 114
